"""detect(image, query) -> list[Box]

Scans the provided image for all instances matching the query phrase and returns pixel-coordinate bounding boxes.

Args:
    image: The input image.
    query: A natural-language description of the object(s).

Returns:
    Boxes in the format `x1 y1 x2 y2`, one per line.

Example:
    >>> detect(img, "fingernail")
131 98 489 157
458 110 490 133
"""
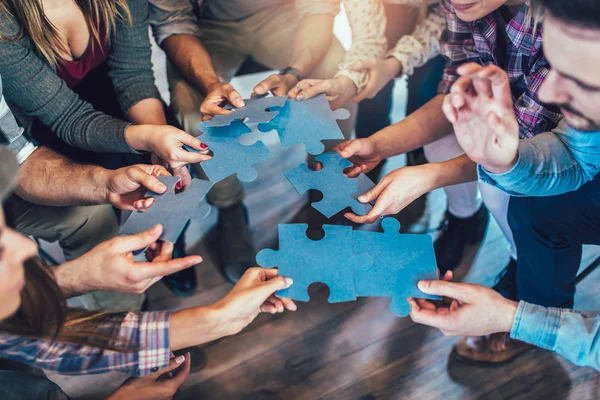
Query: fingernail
296 94 305 101
284 278 293 287
200 143 209 149
417 281 426 291
235 100 245 107
358 195 366 202
157 183 167 191
176 181 182 189
175 355 185 364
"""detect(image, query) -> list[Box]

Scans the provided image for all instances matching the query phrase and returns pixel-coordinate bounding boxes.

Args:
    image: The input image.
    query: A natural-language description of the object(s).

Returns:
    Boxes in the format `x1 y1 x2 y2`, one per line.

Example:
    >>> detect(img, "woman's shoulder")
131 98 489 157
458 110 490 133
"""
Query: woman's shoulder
0 9 23 39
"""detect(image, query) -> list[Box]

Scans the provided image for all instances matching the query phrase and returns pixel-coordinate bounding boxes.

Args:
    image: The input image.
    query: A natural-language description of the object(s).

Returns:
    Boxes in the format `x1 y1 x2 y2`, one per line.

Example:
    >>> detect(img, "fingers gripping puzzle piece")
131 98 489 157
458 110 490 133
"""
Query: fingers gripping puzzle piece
198 95 287 130
120 176 214 243
285 152 376 218
197 119 273 183
257 94 350 155
353 218 441 317
256 224 373 303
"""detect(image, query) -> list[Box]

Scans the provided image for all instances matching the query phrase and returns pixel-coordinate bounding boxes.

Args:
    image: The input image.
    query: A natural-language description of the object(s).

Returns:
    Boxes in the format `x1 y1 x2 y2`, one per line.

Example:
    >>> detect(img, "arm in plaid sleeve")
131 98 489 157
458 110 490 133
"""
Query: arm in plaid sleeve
437 0 480 94
0 312 171 377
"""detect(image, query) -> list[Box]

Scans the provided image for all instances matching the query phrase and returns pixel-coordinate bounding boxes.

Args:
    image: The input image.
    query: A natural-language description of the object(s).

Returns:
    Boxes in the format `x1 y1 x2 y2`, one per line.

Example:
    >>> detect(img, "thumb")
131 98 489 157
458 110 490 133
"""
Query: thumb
338 140 363 159
146 354 187 380
417 280 474 303
115 224 163 253
358 180 388 203
256 276 293 300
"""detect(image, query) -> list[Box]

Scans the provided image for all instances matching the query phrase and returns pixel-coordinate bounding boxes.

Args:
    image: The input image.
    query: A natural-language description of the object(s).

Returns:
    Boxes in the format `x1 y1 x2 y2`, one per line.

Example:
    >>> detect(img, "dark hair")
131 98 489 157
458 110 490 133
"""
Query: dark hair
0 257 133 352
534 0 600 29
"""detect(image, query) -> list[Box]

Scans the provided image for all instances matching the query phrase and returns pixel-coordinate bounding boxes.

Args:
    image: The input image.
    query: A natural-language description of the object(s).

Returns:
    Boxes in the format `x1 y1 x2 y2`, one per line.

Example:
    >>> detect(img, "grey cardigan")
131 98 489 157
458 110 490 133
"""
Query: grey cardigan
0 0 161 153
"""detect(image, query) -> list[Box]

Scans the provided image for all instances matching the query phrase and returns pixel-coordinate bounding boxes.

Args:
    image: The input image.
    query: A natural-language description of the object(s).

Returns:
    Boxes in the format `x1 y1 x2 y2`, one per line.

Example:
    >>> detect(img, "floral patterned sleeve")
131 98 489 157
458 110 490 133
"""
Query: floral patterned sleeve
334 0 388 92
387 1 446 76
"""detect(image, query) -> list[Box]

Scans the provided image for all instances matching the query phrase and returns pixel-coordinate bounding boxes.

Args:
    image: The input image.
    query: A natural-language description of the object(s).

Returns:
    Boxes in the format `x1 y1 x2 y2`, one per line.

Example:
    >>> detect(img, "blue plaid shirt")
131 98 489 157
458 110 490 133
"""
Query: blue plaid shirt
0 312 171 377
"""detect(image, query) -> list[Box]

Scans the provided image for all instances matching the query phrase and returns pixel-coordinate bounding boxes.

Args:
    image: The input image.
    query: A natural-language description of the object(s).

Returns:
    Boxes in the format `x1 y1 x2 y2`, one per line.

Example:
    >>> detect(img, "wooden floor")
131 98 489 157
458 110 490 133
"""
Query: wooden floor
146 39 600 400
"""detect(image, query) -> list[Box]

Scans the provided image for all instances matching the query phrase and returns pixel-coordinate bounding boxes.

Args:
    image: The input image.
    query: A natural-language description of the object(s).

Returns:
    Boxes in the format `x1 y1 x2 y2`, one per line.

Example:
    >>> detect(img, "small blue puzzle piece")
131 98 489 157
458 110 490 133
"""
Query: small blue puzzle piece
189 119 273 183
198 95 287 130
285 152 376 218
256 224 373 303
257 94 349 155
120 176 213 243
353 218 441 317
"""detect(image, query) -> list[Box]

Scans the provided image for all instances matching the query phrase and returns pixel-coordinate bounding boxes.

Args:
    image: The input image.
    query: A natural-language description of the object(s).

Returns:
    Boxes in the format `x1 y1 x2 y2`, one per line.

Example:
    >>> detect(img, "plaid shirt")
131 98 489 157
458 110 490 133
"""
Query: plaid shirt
0 312 171 377
438 1 562 138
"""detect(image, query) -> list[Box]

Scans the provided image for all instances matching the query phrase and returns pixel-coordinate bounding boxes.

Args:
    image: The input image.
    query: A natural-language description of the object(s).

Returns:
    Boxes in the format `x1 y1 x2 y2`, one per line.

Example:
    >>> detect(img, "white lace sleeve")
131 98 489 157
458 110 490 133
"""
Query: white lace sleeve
334 0 387 92
387 3 446 76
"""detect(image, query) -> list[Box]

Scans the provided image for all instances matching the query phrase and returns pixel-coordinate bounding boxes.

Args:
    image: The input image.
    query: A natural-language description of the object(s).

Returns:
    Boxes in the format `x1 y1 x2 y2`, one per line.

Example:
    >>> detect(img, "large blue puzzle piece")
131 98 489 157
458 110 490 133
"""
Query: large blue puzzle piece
191 119 273 183
257 94 349 155
120 176 213 243
256 224 373 303
285 152 376 218
353 218 441 317
198 95 287 130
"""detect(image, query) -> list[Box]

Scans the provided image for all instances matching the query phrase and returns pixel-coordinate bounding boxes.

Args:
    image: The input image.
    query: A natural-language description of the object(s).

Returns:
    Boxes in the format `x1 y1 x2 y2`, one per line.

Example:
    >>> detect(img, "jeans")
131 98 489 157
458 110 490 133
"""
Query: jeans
507 173 600 308
0 371 68 400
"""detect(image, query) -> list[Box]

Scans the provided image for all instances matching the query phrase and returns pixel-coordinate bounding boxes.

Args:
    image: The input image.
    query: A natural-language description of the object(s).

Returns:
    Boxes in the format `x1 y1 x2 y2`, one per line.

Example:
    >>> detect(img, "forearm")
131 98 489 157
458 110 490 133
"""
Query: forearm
169 306 230 350
15 147 111 207
289 14 335 77
427 154 478 190
127 98 167 125
372 95 453 159
161 35 220 95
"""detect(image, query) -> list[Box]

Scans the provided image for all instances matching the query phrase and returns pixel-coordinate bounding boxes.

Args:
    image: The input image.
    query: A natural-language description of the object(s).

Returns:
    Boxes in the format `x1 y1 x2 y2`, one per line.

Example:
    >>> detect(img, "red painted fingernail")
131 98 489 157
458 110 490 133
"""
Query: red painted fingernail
176 181 182 189
200 143 208 149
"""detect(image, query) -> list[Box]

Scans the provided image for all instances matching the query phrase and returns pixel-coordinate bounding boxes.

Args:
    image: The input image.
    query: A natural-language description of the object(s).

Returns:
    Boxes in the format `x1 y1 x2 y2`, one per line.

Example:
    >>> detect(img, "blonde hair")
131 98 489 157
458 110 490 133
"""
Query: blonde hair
0 0 131 66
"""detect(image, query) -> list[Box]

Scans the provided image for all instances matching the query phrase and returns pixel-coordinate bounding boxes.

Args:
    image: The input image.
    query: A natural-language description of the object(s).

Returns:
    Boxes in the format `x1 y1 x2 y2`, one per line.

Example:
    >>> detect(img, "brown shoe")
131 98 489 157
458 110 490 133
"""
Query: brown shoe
451 333 533 366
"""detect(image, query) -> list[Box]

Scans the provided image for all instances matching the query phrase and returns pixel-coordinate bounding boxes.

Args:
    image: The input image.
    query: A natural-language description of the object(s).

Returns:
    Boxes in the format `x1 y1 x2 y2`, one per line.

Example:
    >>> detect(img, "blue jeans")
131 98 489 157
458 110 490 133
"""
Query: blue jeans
506 173 600 308
0 371 68 400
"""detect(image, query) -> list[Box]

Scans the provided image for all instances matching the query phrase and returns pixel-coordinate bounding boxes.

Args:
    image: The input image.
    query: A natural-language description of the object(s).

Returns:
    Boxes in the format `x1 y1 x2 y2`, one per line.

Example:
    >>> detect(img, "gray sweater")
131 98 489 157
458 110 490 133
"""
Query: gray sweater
0 0 161 153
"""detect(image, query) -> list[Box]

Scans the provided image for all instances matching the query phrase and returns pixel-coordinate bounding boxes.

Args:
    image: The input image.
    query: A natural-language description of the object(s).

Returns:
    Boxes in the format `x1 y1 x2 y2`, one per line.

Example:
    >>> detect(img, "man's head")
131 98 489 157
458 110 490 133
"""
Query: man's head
537 0 600 132
449 0 526 22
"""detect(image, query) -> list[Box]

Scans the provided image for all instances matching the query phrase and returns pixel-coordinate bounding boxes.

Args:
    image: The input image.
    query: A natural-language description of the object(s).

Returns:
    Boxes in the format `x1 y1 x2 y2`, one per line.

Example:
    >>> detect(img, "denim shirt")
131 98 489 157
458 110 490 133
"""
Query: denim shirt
511 301 600 370
478 121 600 196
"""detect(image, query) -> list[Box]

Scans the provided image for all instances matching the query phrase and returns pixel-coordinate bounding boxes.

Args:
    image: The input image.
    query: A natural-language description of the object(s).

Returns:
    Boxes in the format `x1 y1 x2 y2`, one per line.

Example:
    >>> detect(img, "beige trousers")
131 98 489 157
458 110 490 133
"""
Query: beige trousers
167 3 357 208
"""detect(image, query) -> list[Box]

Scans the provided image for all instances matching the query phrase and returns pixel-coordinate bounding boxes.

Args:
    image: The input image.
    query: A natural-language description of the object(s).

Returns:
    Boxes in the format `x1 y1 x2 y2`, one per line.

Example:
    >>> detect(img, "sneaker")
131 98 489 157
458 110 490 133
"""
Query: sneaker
161 224 198 297
451 332 533 366
218 202 256 283
434 205 489 274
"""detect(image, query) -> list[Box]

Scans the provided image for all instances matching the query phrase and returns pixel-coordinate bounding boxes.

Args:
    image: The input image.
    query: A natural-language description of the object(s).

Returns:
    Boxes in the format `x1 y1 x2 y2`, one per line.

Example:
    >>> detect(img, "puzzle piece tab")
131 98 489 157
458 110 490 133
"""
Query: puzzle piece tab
120 176 213 243
257 94 349 155
353 218 440 317
193 119 273 183
256 224 373 303
285 152 376 218
198 95 287 130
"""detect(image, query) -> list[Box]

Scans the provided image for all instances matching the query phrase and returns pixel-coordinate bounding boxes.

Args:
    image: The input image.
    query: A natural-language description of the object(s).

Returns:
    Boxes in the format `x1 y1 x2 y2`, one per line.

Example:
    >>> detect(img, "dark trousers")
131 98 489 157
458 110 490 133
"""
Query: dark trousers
507 174 600 308
355 55 446 139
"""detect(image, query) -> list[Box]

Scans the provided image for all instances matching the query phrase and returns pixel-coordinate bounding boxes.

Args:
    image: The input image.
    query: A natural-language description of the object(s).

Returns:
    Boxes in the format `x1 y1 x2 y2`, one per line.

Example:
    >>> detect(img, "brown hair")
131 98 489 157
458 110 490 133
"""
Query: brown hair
0 0 131 66
0 257 132 352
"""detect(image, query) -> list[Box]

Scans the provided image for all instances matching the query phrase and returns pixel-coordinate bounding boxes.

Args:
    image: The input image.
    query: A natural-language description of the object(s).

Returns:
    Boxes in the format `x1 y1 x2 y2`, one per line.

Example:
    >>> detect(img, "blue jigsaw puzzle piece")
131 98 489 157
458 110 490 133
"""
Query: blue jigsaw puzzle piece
198 95 287 130
120 176 213 243
257 94 349 155
353 218 441 317
256 224 373 303
190 119 273 183
285 152 376 218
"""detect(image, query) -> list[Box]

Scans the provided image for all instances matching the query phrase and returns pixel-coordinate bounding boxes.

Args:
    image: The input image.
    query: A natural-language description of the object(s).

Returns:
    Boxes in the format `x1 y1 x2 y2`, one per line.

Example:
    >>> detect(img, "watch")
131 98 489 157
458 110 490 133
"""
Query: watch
279 66 304 82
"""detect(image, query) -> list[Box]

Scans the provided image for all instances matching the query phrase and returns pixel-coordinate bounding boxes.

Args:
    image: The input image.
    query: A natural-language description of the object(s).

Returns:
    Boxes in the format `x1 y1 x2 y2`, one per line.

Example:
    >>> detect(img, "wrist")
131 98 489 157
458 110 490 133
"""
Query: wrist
500 299 519 333
92 167 114 205
124 125 152 153
336 75 358 97
385 57 403 78
53 262 90 296
483 152 518 175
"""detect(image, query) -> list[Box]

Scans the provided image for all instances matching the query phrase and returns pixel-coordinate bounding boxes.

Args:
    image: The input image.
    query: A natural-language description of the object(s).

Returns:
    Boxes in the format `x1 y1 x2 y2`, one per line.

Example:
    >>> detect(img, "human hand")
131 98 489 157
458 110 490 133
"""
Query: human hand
334 138 383 178
351 57 403 102
57 225 202 295
254 72 300 98
108 353 191 400
442 63 520 174
292 76 358 110
408 276 518 337
104 164 170 211
126 125 211 172
200 81 245 120
150 153 192 190
344 164 434 224
210 268 296 336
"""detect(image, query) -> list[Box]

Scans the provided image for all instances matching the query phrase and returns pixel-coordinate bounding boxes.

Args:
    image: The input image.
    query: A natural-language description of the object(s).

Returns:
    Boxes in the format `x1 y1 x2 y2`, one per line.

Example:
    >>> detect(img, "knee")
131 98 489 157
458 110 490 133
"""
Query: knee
59 205 119 259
